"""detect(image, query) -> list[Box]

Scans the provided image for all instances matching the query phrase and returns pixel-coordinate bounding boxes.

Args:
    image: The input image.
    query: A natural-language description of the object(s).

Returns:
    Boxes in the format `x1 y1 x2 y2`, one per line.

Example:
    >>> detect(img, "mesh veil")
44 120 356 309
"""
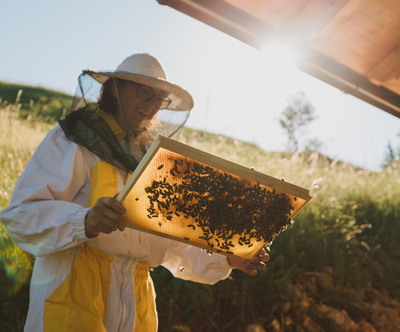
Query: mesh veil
59 73 191 173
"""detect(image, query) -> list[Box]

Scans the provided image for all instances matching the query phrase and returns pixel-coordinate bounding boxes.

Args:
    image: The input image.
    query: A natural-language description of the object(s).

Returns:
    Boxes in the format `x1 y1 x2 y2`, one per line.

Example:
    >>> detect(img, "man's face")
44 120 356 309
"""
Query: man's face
114 81 167 131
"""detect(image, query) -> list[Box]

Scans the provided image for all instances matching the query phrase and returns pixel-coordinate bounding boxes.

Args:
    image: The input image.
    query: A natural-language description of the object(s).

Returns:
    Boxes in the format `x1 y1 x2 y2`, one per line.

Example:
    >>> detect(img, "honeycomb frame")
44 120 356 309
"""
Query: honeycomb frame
117 136 312 261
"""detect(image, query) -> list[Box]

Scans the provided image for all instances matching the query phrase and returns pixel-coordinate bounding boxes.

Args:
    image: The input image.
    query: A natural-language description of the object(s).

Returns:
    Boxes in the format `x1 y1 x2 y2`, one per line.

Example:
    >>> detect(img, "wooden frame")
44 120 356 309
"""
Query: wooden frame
117 135 312 260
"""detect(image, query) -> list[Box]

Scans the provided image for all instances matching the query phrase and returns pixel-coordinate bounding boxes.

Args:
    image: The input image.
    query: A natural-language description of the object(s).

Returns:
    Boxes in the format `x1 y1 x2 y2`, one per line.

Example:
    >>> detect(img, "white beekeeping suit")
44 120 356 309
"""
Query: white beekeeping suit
0 53 232 332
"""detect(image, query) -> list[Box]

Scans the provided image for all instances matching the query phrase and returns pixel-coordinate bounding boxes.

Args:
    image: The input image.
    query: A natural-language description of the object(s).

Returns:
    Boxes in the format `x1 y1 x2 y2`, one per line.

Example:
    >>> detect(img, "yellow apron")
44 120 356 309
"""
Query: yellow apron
44 160 157 331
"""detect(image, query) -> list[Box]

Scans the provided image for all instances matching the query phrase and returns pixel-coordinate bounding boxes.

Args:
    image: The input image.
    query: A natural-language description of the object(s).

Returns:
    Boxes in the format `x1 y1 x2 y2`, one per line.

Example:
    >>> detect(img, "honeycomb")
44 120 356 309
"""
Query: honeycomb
121 143 310 260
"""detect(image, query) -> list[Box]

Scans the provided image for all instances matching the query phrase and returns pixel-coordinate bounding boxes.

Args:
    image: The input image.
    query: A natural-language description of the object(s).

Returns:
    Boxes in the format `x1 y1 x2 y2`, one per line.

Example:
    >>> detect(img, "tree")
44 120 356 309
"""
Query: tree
279 91 317 150
382 131 400 168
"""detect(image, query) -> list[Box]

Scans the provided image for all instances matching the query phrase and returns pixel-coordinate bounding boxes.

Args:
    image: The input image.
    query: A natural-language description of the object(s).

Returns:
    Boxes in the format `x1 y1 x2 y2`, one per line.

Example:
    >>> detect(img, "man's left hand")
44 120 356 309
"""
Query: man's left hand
227 248 269 276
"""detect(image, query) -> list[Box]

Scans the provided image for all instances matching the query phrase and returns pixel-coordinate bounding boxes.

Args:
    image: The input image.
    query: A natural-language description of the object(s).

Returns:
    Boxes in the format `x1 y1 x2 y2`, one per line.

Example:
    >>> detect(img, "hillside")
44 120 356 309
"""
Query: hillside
180 126 344 177
1 94 400 331
0 81 73 121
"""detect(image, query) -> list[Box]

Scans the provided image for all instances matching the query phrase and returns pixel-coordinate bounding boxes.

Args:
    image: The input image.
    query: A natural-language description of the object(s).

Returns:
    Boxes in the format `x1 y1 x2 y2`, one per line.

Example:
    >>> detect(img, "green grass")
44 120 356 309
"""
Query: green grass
0 101 52 331
1 97 400 331
0 81 73 121
157 127 400 330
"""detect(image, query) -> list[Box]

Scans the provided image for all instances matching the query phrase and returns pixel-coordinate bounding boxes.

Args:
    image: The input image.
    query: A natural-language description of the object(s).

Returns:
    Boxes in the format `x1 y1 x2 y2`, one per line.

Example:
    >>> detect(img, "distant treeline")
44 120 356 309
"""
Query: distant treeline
0 81 73 121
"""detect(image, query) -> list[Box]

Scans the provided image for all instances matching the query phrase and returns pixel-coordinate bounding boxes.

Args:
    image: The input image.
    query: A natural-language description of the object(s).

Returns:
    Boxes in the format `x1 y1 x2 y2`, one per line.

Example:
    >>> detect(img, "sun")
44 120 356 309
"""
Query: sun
258 42 297 80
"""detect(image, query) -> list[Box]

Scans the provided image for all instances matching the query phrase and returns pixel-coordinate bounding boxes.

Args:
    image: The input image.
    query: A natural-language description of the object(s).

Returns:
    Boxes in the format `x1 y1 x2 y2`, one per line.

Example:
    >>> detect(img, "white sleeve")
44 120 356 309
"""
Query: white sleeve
161 242 232 285
0 126 91 257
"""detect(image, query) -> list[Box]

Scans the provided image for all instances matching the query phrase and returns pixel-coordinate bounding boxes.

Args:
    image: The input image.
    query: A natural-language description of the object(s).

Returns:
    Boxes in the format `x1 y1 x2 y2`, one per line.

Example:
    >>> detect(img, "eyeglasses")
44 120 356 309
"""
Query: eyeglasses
135 84 172 110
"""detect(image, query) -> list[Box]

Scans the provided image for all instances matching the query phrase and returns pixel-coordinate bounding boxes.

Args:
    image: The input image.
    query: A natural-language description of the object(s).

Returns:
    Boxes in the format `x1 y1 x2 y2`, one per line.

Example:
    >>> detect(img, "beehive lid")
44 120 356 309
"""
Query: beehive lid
117 135 312 261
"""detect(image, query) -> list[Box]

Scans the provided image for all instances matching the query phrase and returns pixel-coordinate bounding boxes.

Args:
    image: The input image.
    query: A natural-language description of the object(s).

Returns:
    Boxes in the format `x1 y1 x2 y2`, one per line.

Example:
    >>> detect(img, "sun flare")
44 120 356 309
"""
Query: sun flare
258 42 297 79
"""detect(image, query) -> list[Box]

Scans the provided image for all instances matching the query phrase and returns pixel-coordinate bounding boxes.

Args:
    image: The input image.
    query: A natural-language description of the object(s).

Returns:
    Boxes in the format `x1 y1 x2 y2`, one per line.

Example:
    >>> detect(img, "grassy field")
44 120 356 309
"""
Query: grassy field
1 93 399 331
0 81 72 121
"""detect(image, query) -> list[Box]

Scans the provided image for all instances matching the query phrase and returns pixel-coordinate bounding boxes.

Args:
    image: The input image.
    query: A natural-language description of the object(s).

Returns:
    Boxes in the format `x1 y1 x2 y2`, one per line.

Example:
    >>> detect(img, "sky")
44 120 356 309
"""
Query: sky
1 0 400 171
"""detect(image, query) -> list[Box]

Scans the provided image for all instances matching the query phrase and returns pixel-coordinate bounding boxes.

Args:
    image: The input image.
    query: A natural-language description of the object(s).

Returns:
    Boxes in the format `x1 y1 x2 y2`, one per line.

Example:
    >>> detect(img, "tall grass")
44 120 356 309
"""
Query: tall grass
0 97 54 331
1 103 399 331
0 81 72 121
158 127 400 330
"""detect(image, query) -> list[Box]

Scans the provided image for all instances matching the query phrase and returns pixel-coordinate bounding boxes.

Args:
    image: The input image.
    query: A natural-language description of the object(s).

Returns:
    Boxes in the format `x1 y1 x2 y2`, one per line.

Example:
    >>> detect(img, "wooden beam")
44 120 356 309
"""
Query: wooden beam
331 24 388 64
347 12 400 51
286 0 348 42
382 79 400 96
265 0 311 17
157 0 400 118
316 0 371 41
382 0 400 14
157 0 270 49
362 0 400 37
368 44 400 83
223 0 292 28
312 37 376 74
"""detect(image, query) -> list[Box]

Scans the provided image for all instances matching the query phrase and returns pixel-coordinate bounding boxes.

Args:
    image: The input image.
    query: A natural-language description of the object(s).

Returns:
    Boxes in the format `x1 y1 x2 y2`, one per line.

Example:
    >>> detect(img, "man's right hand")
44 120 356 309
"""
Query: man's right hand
85 196 126 238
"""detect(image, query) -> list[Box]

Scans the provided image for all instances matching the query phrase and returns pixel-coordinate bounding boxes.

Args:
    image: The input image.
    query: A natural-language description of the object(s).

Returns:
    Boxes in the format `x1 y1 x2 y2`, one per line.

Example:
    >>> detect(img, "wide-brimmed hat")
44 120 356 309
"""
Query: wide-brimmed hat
83 53 194 111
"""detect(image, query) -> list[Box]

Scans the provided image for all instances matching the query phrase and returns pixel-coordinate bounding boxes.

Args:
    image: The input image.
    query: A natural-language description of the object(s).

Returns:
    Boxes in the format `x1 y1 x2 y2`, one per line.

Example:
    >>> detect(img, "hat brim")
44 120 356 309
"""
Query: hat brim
83 70 194 112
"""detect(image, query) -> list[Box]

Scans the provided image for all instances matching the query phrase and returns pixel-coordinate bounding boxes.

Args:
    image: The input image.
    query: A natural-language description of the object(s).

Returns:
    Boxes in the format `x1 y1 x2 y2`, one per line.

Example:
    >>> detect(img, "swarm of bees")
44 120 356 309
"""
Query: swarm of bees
144 158 295 253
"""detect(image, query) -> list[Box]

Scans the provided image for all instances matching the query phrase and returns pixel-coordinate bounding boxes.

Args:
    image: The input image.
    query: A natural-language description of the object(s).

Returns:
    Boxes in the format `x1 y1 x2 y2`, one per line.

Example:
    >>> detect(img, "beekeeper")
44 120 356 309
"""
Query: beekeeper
0 53 269 332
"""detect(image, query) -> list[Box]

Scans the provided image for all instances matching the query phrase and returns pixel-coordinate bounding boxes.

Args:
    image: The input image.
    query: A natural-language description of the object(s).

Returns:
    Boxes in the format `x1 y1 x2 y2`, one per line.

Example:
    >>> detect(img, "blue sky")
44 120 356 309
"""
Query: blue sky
1 0 400 171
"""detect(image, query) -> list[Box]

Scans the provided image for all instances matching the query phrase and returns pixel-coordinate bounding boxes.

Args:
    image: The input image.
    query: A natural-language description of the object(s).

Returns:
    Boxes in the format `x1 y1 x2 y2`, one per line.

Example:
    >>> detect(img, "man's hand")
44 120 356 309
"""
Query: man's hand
227 248 269 276
85 196 126 238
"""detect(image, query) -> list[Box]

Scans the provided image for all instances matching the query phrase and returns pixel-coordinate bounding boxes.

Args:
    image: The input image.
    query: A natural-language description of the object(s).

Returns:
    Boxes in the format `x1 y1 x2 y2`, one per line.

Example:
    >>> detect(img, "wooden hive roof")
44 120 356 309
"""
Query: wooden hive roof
158 0 400 118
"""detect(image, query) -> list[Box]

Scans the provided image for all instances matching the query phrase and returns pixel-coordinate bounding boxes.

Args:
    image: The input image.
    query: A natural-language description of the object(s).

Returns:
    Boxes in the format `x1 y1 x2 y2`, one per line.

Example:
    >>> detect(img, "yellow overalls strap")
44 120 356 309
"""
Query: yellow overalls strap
87 160 119 208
